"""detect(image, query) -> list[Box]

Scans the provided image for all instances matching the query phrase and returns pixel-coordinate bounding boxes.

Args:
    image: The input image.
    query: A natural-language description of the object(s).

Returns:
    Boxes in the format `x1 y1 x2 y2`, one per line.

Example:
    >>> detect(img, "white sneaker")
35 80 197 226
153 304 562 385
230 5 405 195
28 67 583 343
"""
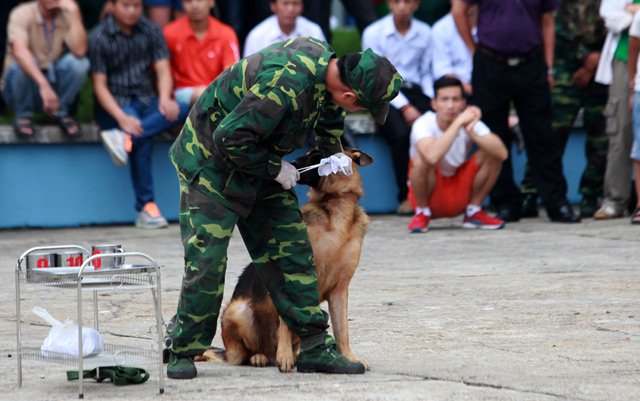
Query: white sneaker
136 202 169 229
100 129 129 166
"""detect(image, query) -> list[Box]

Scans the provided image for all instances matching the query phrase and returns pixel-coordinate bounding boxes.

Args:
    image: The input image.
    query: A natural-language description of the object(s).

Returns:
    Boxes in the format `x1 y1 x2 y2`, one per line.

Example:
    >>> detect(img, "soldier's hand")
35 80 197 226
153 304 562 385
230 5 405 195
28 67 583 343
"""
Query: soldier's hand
275 160 300 190
582 52 600 73
572 67 593 89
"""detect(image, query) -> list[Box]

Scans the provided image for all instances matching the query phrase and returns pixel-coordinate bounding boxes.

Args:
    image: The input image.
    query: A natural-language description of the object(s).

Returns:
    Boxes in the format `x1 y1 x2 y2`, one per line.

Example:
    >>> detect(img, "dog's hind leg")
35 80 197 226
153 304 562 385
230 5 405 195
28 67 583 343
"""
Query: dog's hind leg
221 300 255 366
275 317 296 372
222 321 250 366
329 285 370 370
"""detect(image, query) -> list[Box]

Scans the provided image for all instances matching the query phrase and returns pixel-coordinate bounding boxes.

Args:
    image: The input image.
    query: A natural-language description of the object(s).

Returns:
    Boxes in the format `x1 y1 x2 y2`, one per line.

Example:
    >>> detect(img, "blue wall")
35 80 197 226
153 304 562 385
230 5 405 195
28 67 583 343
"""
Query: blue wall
0 142 180 228
0 131 587 228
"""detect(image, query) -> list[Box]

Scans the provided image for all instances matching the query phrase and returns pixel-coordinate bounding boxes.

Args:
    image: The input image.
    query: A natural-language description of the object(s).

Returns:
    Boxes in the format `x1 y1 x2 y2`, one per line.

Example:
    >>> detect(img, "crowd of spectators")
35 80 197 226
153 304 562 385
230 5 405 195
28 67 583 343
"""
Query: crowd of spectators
1 0 638 227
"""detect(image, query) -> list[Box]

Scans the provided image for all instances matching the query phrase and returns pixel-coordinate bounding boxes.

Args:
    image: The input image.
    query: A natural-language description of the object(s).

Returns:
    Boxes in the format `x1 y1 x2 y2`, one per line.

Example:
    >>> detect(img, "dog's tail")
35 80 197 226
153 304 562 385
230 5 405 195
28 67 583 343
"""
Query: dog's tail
195 346 225 363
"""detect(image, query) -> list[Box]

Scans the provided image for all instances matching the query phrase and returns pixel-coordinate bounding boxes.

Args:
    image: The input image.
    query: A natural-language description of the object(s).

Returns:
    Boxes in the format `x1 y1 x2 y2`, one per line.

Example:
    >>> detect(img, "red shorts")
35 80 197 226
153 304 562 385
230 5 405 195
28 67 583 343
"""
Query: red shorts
408 154 479 218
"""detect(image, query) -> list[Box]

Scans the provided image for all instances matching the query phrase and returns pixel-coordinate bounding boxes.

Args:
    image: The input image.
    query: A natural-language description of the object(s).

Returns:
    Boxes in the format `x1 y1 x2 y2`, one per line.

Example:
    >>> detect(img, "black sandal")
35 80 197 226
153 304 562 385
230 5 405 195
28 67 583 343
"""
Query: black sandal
55 115 82 138
631 207 640 225
13 118 37 138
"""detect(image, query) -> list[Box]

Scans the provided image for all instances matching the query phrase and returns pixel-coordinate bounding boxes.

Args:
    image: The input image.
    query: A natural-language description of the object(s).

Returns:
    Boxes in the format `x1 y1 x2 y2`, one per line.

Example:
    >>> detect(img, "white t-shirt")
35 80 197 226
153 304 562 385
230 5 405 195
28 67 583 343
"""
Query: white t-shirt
630 12 640 92
243 15 326 58
410 111 491 177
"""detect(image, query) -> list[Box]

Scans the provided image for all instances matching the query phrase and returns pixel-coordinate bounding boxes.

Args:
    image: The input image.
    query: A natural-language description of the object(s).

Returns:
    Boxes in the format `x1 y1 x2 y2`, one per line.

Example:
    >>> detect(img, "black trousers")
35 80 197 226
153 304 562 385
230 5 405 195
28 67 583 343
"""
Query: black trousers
377 84 431 202
472 50 568 210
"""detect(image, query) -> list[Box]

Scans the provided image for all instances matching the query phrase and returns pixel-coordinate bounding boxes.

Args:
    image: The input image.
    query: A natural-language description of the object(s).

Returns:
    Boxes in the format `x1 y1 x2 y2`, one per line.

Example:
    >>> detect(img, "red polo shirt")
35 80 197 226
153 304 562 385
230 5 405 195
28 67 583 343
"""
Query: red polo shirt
163 16 240 89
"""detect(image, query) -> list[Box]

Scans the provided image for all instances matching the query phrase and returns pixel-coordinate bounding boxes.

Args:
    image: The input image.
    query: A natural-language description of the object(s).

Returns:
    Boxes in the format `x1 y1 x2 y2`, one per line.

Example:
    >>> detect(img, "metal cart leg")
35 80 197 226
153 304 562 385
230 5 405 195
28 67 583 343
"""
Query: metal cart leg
15 268 22 388
151 269 164 394
78 279 84 399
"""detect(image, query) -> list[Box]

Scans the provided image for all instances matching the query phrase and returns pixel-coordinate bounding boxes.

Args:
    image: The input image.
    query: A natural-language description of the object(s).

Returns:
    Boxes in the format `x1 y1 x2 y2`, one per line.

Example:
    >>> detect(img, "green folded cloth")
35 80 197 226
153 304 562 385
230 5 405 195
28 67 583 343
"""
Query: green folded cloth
66 366 150 385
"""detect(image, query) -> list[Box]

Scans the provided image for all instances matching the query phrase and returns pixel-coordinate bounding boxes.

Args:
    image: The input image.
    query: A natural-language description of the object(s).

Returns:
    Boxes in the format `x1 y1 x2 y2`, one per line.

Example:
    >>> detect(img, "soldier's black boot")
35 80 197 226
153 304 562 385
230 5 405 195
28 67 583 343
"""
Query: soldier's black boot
297 335 365 374
167 352 197 379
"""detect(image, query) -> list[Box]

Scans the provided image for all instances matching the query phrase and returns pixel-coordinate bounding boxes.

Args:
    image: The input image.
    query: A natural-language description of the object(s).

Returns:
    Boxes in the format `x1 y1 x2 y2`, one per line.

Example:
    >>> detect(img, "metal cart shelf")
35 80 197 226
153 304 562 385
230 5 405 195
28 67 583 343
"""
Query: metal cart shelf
15 245 164 399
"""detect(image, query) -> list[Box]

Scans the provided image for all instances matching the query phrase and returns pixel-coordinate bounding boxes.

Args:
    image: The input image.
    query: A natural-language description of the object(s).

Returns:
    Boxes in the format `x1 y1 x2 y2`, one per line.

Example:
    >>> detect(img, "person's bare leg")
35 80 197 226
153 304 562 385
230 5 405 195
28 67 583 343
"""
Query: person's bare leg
409 155 436 208
633 160 640 209
469 151 503 206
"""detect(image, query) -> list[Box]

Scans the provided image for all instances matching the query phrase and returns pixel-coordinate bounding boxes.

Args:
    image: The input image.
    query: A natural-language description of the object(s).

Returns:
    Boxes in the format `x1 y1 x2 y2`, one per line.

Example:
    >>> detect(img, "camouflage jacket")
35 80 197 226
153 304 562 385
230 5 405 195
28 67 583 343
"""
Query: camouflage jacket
169 37 345 217
555 0 606 63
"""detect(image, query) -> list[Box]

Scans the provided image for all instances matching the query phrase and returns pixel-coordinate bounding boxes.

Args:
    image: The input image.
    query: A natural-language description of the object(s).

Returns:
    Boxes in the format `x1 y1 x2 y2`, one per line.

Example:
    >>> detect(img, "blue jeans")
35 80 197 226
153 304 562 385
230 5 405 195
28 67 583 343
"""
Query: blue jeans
632 92 640 162
1 53 89 119
96 97 190 211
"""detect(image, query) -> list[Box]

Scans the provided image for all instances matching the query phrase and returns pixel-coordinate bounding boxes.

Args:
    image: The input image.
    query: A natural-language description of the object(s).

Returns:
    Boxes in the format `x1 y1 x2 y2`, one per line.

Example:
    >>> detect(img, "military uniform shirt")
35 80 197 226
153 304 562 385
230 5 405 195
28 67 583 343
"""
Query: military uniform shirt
555 0 606 63
170 37 345 218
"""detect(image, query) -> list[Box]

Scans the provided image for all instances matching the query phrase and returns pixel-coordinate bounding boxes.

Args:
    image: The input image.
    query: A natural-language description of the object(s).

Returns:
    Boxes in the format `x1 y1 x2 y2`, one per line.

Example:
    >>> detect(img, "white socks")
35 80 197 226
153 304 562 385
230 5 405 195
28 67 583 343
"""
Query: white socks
466 204 481 217
416 207 431 216
417 205 480 217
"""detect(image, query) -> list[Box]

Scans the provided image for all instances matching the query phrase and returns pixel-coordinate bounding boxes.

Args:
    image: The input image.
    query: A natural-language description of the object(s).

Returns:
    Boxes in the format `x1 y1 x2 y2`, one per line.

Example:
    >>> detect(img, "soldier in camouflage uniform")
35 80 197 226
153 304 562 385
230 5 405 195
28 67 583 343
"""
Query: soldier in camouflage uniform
166 36 402 379
520 0 608 218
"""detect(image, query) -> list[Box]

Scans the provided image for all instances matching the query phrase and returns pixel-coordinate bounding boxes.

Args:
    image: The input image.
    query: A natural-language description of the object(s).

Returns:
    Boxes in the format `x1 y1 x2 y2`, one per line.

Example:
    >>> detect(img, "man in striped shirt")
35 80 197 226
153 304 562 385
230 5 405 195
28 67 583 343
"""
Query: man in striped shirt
89 0 190 228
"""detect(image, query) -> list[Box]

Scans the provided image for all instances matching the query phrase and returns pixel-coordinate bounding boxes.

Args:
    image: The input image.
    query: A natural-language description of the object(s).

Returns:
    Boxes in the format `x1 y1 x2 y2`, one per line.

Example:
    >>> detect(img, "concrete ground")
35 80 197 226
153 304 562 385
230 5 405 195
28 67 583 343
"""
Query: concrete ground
0 213 638 401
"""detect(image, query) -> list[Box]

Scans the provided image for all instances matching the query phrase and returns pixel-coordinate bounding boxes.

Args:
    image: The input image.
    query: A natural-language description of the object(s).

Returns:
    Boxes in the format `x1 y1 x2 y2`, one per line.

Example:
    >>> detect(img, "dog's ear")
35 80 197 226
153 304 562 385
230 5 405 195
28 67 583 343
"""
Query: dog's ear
348 148 374 167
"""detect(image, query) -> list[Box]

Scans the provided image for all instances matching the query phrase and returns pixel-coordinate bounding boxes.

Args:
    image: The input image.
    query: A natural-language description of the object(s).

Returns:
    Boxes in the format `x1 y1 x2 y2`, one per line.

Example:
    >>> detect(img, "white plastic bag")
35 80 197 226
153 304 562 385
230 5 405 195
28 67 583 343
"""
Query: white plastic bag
317 153 353 176
33 306 104 357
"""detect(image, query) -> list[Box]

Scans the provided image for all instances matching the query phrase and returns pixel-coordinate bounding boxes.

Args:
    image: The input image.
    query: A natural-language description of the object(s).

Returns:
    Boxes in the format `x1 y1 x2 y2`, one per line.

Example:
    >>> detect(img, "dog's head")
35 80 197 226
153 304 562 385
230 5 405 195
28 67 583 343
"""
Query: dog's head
291 148 373 195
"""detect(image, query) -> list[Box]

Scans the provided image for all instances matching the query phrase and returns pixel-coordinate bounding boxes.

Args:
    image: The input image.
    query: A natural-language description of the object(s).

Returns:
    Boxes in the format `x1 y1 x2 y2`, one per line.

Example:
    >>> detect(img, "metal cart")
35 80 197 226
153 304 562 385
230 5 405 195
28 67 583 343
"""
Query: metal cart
15 245 164 398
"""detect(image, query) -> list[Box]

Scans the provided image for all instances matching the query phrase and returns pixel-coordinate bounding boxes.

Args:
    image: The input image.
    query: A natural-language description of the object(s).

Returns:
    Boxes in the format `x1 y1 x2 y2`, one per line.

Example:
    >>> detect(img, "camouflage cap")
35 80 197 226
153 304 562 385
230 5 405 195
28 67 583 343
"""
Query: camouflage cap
343 48 403 124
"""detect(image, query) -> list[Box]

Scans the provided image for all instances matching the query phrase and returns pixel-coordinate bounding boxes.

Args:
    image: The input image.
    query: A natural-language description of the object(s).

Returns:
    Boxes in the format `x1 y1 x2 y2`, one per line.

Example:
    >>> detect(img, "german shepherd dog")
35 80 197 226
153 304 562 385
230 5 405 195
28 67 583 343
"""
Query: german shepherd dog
199 148 373 372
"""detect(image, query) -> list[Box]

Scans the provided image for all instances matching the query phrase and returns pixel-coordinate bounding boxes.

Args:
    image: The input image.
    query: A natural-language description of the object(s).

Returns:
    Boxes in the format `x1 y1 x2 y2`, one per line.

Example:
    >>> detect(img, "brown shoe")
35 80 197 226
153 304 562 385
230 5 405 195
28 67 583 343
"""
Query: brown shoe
396 199 414 215
593 204 623 220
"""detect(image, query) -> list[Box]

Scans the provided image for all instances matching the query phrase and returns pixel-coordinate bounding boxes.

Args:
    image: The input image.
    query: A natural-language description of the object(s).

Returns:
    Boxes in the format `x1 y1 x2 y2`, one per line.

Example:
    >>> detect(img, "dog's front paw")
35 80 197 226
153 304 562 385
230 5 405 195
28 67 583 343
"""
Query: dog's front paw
276 352 296 372
249 353 269 367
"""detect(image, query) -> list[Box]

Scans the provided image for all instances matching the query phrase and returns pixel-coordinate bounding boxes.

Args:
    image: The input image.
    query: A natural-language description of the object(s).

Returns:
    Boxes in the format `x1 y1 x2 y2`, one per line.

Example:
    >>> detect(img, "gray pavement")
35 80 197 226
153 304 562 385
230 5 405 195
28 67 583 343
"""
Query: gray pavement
0 213 638 401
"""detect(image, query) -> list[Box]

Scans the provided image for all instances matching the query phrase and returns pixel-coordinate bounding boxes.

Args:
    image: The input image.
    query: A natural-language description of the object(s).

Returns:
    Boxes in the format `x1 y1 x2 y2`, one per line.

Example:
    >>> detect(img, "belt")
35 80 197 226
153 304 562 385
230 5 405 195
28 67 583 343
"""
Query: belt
477 44 541 67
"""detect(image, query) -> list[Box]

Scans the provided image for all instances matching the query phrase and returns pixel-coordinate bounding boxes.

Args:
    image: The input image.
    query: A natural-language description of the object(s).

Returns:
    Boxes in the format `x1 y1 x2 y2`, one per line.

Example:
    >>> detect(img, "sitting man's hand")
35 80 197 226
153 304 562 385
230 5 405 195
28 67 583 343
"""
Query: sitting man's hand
118 114 143 136
459 105 482 133
275 160 300 190
400 104 422 126
159 98 180 121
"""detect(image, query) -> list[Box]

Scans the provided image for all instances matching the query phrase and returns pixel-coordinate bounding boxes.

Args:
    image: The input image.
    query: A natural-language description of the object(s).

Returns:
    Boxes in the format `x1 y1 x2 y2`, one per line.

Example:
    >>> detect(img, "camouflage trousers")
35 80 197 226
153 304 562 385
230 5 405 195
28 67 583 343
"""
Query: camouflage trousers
521 57 608 204
168 170 329 357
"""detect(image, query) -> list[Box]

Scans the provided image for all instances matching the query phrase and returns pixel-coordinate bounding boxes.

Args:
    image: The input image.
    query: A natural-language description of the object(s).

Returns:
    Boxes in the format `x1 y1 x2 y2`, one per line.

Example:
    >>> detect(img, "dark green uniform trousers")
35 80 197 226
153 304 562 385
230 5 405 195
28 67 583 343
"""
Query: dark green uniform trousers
168 171 329 356
521 56 608 208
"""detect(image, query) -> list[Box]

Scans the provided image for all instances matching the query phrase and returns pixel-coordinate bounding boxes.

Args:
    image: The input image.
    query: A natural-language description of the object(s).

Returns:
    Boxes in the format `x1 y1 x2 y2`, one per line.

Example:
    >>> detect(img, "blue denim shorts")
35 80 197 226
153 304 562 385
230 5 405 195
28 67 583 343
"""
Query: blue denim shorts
632 92 640 161
144 0 182 9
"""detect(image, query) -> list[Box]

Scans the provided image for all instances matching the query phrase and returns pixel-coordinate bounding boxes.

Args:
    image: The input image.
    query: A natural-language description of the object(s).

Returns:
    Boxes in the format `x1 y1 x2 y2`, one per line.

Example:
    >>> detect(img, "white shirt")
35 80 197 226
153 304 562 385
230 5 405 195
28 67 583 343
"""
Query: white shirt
595 0 633 85
410 111 490 177
361 14 433 109
243 15 326 58
431 13 474 84
630 12 640 91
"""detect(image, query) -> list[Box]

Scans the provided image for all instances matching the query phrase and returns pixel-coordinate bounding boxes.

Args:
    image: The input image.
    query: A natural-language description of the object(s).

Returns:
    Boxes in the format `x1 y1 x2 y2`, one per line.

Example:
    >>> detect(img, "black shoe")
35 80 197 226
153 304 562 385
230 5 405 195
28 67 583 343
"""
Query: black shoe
297 336 365 374
546 204 581 223
496 207 521 222
579 198 598 218
167 352 197 379
521 193 539 218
